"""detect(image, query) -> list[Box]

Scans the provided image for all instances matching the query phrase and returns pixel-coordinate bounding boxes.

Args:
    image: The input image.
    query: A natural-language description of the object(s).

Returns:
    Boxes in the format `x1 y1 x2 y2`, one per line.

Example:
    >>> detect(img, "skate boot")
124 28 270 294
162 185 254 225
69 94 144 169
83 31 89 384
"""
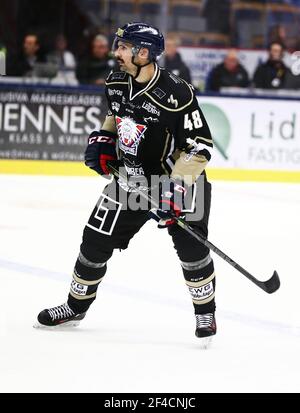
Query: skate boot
35 302 86 328
195 313 216 349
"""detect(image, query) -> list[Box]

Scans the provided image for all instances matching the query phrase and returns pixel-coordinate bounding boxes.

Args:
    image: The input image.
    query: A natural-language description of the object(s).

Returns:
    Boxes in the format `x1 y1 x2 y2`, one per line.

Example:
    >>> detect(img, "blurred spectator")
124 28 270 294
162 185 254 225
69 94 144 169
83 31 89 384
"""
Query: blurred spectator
47 34 77 84
164 36 191 83
206 49 249 92
7 33 46 77
252 42 291 89
47 34 76 71
76 34 115 85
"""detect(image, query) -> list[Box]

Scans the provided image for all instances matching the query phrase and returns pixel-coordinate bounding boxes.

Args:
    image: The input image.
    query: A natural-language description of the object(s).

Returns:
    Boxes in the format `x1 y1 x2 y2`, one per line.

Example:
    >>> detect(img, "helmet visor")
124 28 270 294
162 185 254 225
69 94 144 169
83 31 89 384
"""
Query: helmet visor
112 37 140 56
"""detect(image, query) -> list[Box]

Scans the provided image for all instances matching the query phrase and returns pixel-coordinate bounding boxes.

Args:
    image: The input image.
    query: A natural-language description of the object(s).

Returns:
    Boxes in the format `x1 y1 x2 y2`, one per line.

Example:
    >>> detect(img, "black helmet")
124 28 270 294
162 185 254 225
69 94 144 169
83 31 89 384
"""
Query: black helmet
113 22 164 61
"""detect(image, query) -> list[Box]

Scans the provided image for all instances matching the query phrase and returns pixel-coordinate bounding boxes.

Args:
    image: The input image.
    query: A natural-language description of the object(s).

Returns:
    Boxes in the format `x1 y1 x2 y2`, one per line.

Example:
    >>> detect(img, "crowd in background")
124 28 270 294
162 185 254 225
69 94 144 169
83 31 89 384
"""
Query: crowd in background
1 0 300 93
5 32 114 85
3 31 299 93
205 42 300 91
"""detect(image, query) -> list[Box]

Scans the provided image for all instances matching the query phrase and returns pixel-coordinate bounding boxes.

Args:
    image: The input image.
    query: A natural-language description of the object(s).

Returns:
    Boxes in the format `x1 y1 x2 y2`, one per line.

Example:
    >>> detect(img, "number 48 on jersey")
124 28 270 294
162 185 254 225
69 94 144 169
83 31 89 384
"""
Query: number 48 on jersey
184 110 203 131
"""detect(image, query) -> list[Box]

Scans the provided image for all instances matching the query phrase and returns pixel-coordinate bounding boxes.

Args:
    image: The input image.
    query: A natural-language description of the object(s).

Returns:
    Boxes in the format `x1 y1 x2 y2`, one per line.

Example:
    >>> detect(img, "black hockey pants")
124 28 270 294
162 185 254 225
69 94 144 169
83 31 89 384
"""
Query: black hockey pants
68 174 216 316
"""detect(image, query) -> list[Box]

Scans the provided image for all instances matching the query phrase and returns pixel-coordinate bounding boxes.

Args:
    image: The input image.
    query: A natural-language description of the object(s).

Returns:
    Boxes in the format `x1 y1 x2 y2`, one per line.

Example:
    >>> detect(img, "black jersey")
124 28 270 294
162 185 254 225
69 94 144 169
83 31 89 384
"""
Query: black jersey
105 64 213 179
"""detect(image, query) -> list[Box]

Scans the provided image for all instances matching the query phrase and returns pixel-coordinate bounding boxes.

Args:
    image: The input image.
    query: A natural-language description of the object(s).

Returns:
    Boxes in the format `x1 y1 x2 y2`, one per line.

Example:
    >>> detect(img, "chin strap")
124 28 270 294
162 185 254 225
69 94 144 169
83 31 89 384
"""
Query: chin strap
131 47 154 79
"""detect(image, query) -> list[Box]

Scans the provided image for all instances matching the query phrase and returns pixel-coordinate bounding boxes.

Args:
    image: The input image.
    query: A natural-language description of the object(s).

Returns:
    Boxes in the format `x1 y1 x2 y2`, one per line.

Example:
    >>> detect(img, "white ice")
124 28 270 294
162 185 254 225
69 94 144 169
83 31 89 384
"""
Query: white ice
0 174 300 393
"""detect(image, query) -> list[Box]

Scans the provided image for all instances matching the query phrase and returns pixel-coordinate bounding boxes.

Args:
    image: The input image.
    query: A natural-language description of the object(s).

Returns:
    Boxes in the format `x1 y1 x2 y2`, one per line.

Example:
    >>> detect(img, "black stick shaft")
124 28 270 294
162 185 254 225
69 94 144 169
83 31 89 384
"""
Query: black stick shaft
108 164 280 294
176 218 267 288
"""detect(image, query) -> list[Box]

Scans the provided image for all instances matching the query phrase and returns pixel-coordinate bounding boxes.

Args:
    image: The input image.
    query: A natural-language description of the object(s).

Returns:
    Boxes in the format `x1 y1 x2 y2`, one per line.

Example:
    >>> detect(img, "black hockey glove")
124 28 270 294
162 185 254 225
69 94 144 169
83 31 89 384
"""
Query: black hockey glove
149 177 187 229
84 130 117 177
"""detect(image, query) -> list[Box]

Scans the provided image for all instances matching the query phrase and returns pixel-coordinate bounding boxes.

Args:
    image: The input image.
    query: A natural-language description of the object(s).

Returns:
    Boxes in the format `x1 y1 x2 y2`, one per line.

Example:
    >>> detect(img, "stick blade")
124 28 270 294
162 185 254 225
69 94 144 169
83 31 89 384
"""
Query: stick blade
261 271 280 294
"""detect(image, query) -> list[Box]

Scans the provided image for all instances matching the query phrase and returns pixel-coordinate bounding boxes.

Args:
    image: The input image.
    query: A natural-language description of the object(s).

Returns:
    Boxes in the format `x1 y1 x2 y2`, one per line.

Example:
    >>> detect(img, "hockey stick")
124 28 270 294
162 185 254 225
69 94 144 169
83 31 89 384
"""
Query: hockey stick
108 163 280 294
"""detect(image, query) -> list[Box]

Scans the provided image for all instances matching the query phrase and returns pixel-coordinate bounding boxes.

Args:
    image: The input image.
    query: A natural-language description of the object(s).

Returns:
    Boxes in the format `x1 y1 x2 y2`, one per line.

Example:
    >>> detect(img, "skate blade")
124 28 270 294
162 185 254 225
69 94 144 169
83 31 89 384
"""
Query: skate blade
198 336 213 350
33 320 82 330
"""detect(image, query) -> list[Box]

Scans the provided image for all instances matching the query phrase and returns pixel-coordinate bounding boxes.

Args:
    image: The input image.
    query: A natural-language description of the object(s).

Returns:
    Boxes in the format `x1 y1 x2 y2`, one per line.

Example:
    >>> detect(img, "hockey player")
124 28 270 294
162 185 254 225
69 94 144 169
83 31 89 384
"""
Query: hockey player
36 23 216 343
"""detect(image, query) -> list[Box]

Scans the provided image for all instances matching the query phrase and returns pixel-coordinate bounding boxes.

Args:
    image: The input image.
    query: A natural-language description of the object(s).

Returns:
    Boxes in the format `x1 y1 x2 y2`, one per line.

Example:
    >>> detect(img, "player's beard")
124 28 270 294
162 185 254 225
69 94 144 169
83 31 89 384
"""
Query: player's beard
118 60 137 76
117 60 127 72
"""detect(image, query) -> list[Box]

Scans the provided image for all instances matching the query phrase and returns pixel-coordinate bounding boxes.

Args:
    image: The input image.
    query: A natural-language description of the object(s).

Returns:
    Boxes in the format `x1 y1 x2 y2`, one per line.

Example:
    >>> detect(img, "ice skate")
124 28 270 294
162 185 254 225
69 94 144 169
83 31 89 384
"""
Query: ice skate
195 313 216 349
34 303 86 329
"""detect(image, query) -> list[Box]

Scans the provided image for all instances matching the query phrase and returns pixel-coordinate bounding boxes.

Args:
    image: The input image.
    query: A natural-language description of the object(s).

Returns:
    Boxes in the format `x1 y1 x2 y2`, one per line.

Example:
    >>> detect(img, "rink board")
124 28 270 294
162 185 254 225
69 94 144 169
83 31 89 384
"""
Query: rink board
1 85 300 182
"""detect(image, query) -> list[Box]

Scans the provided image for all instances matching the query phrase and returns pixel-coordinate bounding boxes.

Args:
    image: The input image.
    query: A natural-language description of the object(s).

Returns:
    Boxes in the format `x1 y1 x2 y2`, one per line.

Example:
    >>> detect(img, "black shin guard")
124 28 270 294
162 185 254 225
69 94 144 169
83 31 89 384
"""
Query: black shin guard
68 250 112 313
181 254 216 315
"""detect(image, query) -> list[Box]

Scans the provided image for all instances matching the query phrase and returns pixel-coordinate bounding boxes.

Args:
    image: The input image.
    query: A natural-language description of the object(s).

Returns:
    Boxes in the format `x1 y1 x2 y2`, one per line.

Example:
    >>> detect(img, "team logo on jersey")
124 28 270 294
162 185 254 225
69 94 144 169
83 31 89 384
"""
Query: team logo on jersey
111 71 126 80
142 101 160 116
112 102 120 112
124 163 145 176
144 117 159 123
152 87 166 99
108 88 123 97
184 137 206 161
116 116 147 156
169 73 183 84
124 159 145 176
167 94 178 108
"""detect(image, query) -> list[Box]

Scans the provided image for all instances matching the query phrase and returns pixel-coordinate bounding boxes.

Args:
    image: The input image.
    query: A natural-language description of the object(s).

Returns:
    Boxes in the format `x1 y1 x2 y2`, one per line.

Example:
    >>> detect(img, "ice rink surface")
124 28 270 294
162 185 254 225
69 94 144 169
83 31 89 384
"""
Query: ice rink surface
0 174 300 393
